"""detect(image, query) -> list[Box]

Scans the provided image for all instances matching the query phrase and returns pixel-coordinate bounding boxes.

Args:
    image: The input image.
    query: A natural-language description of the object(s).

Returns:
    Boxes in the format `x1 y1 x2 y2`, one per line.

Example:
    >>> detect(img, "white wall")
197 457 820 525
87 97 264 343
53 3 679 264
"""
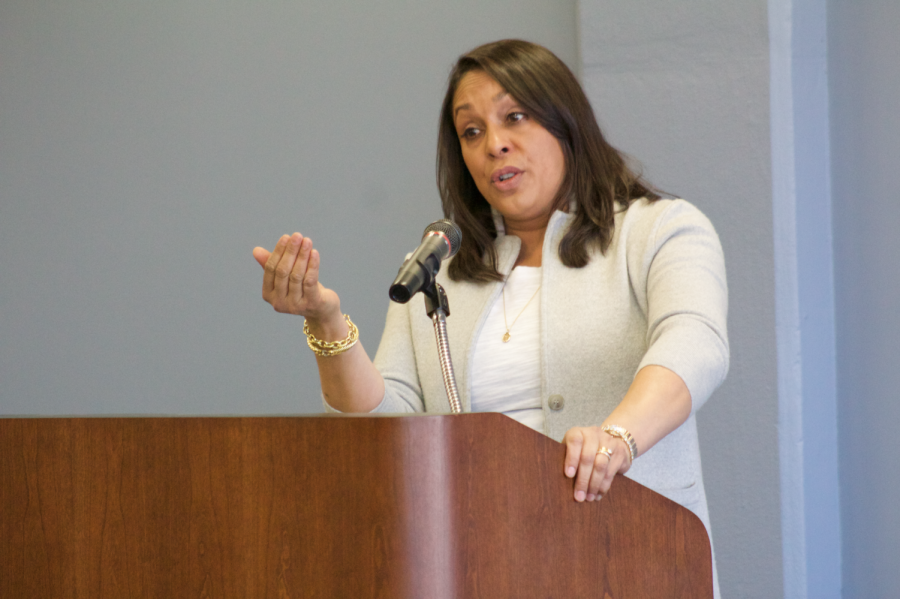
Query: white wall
769 0 842 596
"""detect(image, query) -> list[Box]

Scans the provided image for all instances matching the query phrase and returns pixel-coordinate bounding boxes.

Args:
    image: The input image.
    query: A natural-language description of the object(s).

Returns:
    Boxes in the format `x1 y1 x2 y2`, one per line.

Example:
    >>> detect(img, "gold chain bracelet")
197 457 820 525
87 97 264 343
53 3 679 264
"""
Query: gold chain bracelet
602 424 638 463
303 314 359 357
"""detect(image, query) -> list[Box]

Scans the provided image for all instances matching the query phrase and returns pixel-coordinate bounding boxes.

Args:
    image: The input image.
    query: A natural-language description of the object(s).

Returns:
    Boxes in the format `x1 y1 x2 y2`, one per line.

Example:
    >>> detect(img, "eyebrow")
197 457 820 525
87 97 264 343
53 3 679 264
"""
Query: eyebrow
453 90 511 119
453 103 471 118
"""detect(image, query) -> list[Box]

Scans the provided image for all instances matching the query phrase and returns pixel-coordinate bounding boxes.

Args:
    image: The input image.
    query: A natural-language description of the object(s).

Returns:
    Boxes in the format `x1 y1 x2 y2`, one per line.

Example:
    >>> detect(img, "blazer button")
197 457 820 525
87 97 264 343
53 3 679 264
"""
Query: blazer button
548 394 565 411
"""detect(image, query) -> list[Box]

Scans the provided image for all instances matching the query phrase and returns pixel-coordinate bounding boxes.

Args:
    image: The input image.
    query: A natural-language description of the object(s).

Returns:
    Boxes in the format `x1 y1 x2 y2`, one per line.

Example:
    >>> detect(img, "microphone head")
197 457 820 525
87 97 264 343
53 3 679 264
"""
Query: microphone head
423 219 462 258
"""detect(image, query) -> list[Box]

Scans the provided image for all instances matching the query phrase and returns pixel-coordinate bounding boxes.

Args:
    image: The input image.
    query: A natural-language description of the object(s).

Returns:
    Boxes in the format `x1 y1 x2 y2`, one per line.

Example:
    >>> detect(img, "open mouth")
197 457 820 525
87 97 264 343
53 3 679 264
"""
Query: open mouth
492 168 522 185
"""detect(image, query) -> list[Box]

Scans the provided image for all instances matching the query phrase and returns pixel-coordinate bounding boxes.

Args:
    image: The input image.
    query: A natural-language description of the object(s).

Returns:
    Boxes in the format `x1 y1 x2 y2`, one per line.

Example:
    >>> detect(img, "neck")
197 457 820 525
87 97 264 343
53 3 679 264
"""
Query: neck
506 220 548 267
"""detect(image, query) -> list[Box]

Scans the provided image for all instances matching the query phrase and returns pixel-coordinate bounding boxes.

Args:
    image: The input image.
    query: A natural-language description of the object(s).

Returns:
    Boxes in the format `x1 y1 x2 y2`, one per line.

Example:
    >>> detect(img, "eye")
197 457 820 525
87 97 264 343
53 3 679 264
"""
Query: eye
507 111 527 123
460 126 482 140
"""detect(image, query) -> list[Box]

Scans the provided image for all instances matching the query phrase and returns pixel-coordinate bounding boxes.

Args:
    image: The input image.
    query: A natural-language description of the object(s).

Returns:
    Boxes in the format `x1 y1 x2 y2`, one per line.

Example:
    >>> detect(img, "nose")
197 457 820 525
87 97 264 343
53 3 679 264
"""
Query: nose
485 125 510 157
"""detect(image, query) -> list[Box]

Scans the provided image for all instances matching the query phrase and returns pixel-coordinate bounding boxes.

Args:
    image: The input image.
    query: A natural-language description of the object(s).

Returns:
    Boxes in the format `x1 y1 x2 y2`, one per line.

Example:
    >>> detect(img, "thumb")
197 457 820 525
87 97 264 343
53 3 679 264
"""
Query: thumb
303 248 321 294
252 246 271 268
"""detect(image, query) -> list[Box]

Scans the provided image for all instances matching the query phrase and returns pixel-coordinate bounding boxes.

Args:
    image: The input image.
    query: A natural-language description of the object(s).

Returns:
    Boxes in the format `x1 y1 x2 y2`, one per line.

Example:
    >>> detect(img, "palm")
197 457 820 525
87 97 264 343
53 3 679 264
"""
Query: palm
253 233 342 320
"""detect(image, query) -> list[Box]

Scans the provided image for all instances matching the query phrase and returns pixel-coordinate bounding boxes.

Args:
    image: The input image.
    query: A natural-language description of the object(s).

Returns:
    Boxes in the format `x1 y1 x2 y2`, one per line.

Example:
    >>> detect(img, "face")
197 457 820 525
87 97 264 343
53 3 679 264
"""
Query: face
452 71 566 230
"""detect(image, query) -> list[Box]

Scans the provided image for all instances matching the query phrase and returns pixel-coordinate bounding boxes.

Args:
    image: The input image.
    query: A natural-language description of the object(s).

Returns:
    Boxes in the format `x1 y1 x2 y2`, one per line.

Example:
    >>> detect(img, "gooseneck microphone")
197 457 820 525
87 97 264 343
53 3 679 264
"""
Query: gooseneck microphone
389 219 462 303
390 219 464 413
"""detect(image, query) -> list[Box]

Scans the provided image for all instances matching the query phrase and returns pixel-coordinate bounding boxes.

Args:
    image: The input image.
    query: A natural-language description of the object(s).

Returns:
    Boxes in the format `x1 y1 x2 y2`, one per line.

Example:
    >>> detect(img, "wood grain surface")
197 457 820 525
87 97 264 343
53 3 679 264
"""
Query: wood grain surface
0 415 712 598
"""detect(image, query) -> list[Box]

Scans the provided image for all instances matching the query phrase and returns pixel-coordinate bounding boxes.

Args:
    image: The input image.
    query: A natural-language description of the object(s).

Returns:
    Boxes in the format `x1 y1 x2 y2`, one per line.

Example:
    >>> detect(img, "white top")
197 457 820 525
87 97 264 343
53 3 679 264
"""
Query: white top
470 266 544 432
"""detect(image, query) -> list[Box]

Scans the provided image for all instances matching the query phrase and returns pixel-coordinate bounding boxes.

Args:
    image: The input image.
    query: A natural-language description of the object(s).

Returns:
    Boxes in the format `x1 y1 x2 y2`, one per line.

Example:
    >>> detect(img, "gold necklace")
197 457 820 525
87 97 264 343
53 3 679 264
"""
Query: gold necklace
502 285 541 343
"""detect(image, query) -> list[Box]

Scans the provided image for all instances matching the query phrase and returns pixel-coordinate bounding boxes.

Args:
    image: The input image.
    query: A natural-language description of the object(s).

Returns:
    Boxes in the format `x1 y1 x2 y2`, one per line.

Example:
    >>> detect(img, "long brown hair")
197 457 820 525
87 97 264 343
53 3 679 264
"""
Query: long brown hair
437 39 658 282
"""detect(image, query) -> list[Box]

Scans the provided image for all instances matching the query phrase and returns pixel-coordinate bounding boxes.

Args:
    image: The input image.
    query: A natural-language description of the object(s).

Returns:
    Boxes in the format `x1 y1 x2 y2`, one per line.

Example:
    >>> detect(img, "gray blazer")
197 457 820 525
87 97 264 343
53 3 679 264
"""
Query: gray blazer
330 197 728 557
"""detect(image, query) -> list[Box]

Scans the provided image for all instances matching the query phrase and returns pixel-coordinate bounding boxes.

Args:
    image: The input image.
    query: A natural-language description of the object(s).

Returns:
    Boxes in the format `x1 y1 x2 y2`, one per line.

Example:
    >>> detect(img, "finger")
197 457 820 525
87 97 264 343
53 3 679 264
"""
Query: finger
303 245 321 297
563 430 584 479
573 436 601 503
587 450 612 500
252 247 271 268
288 237 314 303
262 235 290 294
273 233 303 298
598 458 618 496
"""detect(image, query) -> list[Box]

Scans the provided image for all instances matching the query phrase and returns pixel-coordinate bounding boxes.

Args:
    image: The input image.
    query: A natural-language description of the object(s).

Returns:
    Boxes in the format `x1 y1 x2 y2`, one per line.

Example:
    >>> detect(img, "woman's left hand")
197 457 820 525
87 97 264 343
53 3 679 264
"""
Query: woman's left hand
563 426 631 502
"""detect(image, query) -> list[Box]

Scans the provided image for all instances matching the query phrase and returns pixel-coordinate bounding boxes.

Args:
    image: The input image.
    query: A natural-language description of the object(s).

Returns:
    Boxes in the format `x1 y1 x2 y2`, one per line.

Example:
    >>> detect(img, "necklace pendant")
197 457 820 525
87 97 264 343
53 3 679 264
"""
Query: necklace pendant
502 331 511 343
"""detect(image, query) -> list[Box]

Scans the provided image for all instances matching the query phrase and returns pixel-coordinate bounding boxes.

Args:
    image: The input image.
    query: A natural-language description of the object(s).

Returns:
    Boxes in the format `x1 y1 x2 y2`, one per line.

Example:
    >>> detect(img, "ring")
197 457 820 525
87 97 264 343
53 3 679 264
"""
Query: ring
597 446 613 460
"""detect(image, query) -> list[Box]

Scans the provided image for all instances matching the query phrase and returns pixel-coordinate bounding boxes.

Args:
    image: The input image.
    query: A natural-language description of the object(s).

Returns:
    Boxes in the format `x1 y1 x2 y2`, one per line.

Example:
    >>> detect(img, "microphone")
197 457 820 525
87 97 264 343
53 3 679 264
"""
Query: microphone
389 219 462 303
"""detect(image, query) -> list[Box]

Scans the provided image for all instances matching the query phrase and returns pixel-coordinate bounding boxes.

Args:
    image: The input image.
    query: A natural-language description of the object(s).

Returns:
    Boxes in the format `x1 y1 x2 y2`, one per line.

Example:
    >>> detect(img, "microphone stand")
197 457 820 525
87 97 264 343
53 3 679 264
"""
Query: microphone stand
422 281 462 414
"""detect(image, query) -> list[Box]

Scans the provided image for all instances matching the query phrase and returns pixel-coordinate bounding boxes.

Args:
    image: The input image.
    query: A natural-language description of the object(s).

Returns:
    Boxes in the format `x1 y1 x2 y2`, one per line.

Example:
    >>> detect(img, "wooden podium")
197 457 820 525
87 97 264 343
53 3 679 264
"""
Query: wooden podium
0 414 712 598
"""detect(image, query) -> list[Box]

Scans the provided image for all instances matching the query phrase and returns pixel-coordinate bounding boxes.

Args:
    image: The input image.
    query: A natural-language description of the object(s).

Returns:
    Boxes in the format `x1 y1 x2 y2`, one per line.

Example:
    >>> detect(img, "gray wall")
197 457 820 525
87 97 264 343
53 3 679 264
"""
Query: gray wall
579 2 782 597
0 0 576 415
15 1 893 598
829 2 900 596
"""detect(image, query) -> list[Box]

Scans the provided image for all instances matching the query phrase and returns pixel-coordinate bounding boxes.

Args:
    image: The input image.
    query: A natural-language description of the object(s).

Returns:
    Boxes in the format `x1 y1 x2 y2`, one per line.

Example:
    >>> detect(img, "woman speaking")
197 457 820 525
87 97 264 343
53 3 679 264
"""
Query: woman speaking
253 39 728 595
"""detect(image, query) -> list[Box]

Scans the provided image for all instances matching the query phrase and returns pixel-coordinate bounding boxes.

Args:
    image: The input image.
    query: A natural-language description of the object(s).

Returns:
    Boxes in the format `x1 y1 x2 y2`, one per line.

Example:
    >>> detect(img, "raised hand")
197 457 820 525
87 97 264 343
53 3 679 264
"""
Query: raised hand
253 232 385 412
253 233 341 324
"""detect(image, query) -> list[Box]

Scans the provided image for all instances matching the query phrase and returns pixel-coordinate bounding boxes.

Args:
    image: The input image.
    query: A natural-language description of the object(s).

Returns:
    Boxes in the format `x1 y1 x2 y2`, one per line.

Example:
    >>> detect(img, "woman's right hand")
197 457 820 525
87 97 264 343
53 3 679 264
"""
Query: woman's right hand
254 233 385 412
252 233 341 325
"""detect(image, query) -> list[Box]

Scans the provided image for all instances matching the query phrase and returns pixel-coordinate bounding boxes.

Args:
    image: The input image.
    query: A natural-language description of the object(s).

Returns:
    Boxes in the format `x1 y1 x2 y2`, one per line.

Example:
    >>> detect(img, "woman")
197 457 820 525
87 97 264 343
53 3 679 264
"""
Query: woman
253 39 727 592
